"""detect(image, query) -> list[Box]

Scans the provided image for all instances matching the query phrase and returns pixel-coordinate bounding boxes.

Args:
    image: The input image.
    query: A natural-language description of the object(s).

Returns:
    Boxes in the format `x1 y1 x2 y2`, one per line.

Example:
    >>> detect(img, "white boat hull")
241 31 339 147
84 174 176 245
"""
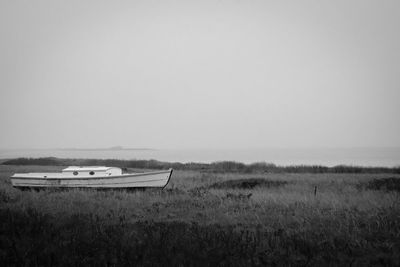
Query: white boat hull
11 169 173 189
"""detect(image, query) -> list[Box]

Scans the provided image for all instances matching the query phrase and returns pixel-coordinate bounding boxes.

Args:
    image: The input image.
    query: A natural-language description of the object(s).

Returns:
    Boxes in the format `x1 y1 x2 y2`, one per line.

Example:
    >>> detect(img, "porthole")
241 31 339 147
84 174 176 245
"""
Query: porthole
89 171 95 175
73 171 78 176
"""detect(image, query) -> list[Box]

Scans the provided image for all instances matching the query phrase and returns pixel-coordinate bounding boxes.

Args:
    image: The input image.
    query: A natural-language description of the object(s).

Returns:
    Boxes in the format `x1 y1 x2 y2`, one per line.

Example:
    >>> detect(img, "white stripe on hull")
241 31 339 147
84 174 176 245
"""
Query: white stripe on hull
11 169 173 189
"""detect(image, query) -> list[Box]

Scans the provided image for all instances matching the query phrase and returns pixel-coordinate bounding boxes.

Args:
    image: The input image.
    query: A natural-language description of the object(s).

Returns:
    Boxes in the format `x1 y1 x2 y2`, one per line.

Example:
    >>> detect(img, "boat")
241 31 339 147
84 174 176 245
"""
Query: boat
10 166 173 190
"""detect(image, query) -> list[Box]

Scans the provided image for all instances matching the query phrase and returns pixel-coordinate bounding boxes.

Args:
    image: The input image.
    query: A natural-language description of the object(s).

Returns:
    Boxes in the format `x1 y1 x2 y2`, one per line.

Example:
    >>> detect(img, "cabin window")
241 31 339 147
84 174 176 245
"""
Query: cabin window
73 171 78 176
89 171 95 175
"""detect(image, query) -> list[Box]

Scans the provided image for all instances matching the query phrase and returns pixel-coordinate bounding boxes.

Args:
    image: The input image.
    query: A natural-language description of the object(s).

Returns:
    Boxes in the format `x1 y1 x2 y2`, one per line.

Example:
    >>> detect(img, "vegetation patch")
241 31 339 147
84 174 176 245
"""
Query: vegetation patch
224 192 252 201
366 177 400 192
1 208 399 266
209 178 288 190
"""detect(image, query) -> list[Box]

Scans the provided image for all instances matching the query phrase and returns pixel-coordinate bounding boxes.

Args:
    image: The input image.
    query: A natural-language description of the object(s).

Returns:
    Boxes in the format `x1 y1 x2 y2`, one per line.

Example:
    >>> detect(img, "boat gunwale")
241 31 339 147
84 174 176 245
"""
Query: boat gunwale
13 178 166 187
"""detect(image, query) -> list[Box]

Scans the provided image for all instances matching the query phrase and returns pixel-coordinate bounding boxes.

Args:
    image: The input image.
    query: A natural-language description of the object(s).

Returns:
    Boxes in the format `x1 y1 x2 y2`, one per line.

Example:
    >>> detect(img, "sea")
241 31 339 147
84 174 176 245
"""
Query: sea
0 147 400 167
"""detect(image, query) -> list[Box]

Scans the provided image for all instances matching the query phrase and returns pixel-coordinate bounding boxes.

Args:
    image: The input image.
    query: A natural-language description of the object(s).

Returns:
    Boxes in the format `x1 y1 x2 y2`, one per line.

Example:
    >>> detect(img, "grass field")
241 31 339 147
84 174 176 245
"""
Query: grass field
1 164 400 266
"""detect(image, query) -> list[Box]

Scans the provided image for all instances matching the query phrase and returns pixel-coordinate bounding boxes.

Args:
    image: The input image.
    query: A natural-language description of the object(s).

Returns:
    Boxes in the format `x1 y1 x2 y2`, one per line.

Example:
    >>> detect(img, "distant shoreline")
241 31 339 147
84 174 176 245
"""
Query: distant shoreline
0 147 156 151
1 147 400 167
2 157 400 174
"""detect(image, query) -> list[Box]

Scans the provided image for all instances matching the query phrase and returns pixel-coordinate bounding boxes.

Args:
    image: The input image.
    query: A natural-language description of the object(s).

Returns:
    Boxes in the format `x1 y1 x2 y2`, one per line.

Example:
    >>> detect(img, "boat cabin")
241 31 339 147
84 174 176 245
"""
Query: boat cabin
62 166 122 177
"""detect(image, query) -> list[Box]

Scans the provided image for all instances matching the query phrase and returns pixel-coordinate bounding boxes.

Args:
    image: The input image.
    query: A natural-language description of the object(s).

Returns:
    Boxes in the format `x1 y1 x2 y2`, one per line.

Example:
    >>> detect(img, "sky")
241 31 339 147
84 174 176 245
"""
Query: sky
0 0 399 149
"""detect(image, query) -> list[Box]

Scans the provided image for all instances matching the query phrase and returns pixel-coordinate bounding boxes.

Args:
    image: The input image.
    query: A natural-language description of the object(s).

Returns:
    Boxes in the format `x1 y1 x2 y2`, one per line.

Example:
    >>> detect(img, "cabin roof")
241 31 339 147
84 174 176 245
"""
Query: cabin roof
62 166 118 172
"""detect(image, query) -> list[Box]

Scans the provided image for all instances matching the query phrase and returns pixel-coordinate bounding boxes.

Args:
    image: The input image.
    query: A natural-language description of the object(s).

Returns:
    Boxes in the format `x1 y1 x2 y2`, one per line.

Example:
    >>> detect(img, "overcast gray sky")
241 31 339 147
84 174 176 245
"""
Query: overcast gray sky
0 0 399 149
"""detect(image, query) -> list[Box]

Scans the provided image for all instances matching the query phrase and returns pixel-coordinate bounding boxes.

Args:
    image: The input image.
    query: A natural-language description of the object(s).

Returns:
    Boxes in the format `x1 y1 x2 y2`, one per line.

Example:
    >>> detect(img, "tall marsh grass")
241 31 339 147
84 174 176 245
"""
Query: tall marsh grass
1 165 400 266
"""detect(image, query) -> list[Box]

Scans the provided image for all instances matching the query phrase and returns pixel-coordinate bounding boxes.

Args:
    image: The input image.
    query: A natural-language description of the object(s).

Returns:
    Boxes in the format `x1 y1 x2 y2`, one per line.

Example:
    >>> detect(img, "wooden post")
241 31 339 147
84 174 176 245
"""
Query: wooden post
314 186 317 196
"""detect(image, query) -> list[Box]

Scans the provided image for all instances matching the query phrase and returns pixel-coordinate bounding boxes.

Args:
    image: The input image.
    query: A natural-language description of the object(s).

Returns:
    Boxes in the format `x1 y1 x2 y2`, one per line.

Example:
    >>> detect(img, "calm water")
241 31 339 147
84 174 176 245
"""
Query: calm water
1 148 400 167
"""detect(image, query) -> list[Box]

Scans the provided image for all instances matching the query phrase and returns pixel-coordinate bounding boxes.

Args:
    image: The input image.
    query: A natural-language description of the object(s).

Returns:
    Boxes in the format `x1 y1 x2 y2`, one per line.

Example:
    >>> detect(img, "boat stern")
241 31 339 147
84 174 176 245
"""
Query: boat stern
163 168 174 189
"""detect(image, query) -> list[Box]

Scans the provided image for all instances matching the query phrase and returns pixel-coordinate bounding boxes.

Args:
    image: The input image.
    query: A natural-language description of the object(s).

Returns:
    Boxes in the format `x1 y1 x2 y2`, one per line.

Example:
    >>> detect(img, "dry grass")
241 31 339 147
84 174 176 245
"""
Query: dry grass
1 165 400 266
